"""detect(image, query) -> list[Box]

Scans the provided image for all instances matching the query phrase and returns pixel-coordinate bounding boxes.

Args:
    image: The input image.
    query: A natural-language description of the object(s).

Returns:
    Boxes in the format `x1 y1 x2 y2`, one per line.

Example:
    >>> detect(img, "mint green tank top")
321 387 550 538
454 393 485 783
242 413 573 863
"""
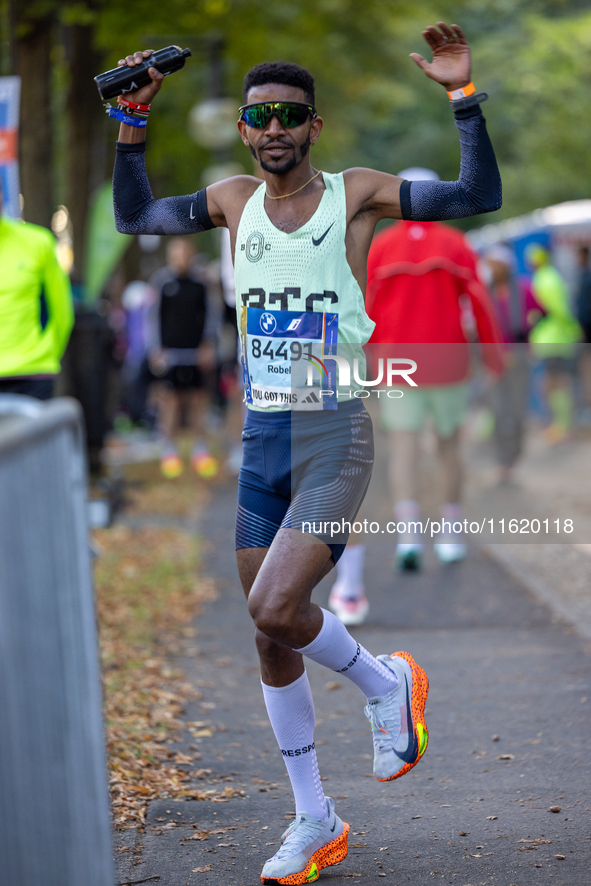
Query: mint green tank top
234 172 375 411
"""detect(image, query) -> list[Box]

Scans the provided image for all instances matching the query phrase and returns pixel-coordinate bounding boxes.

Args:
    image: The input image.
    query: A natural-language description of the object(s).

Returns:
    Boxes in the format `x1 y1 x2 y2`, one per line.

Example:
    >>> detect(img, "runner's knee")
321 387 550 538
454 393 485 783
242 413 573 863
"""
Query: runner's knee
248 593 298 643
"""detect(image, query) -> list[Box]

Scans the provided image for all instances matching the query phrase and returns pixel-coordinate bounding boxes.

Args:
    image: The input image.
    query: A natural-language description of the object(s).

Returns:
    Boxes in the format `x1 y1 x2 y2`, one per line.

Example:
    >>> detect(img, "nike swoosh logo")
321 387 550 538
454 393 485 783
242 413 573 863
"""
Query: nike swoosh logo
393 674 419 764
189 203 195 220
330 820 336 833
312 223 334 246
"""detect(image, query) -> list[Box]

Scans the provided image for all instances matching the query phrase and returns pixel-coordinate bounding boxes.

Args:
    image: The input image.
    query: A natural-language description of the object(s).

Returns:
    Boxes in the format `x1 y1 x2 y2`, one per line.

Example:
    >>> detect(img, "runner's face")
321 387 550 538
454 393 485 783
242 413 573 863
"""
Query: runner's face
238 84 322 176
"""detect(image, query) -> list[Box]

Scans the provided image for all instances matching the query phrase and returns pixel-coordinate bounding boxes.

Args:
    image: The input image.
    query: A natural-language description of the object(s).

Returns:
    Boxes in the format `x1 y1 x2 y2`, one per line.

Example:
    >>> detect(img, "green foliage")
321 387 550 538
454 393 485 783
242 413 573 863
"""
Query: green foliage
9 0 591 233
474 10 591 216
87 0 591 228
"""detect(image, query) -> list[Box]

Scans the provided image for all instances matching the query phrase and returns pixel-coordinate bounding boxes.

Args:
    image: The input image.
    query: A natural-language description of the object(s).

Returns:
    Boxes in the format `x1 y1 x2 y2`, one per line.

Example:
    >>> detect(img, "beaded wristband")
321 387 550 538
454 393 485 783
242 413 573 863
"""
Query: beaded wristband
121 107 149 119
107 106 147 128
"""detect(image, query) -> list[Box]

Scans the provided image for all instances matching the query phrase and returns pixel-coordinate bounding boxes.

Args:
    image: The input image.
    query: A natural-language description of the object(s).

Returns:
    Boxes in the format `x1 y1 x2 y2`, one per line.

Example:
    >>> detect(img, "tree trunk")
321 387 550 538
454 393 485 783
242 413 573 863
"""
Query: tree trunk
64 22 104 286
9 2 54 229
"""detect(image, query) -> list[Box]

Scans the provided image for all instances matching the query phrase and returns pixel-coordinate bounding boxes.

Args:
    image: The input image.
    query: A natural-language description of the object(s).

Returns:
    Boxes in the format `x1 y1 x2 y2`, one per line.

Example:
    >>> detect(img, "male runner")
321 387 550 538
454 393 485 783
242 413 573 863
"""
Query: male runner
113 22 501 885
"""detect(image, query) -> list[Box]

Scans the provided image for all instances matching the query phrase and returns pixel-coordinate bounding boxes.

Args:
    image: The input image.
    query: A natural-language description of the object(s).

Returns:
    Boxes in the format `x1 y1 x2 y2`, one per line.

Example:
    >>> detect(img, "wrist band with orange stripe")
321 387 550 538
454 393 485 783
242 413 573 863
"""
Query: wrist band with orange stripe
446 82 476 101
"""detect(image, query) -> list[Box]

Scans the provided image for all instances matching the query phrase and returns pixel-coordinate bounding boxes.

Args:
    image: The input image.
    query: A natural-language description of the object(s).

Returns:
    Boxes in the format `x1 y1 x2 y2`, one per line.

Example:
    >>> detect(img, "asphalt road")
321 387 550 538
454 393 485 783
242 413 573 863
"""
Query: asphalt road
115 482 591 886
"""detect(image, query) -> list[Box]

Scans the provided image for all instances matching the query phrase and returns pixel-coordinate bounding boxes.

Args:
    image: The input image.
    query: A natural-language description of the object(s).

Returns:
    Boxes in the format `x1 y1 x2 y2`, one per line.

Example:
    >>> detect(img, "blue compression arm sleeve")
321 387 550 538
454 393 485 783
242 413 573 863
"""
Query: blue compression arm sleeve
400 103 502 221
113 141 215 235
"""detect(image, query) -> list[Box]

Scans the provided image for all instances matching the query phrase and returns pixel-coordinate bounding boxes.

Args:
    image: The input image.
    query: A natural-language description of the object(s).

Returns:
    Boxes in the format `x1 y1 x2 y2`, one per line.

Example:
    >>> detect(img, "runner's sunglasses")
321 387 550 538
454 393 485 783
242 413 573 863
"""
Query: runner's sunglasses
238 101 317 129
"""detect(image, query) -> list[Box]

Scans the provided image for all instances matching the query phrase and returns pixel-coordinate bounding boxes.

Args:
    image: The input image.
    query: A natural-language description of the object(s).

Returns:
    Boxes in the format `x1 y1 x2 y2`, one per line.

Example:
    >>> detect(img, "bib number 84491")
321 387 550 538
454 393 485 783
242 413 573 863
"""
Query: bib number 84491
250 339 313 360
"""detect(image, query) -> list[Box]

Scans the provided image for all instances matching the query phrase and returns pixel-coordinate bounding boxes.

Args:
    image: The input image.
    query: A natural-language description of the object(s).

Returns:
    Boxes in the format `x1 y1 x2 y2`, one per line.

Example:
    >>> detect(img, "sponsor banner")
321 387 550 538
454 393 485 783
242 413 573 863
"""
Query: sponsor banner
0 76 21 219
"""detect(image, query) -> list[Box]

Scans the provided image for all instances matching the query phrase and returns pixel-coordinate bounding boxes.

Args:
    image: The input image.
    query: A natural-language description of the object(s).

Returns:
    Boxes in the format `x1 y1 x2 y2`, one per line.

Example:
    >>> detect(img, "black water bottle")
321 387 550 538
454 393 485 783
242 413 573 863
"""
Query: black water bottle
94 45 191 100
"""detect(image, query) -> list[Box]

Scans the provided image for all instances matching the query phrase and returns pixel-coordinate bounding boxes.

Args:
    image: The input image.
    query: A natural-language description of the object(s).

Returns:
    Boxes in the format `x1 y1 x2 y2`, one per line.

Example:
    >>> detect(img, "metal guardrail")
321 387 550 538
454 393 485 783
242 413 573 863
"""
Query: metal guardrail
0 397 114 886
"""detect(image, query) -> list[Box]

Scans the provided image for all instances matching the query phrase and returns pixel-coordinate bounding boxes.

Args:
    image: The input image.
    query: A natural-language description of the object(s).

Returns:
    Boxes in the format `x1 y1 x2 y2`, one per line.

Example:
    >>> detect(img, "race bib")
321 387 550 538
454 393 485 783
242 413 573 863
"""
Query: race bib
240 307 339 410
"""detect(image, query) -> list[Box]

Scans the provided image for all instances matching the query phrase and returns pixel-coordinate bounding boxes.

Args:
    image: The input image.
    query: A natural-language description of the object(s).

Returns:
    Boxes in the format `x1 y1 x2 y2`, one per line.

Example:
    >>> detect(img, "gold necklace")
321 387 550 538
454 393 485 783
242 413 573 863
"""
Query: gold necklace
265 169 322 200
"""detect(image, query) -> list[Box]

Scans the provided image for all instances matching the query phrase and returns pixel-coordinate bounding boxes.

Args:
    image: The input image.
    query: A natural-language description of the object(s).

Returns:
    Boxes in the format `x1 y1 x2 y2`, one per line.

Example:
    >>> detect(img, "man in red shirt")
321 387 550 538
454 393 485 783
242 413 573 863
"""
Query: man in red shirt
330 169 502 617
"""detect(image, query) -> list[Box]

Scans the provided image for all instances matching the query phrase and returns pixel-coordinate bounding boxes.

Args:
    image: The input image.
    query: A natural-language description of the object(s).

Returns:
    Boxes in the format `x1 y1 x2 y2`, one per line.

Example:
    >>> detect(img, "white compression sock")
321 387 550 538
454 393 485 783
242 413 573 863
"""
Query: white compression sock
335 545 366 600
394 499 422 544
297 609 398 698
441 502 464 536
261 671 328 820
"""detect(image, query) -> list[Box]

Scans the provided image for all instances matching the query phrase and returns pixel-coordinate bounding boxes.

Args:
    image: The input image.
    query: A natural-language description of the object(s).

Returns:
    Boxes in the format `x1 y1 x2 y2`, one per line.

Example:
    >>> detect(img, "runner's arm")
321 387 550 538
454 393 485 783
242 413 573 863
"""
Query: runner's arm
351 21 501 222
43 233 74 357
400 102 502 221
111 49 225 234
113 143 216 235
404 21 501 219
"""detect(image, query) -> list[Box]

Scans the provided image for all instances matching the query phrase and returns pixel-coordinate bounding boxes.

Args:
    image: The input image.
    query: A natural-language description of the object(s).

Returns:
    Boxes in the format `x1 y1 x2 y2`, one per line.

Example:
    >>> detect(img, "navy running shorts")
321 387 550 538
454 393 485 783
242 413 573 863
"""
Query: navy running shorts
236 400 374 564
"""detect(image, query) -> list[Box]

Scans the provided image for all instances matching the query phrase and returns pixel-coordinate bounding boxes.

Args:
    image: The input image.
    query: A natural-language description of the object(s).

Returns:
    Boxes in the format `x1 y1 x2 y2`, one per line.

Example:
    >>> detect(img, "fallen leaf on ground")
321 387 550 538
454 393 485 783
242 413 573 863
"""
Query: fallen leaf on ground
188 831 210 841
94 525 225 827
517 839 552 845
174 752 193 764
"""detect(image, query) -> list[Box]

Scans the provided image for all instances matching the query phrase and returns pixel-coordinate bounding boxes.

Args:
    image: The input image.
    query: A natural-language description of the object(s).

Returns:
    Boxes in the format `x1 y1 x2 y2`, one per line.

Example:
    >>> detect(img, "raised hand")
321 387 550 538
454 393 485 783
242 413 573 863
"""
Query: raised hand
410 22 472 92
116 49 164 105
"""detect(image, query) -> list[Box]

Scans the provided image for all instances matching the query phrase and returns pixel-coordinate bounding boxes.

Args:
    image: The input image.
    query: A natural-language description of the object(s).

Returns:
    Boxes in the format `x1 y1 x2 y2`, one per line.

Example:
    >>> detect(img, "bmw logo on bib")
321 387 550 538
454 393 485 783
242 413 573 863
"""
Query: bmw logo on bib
260 312 277 333
246 231 265 262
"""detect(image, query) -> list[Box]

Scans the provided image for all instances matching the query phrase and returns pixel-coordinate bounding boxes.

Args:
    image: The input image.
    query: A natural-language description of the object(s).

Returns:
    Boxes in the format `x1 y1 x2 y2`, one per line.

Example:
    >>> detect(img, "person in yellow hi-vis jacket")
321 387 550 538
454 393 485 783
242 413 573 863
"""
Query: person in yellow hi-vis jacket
526 243 582 443
0 178 73 400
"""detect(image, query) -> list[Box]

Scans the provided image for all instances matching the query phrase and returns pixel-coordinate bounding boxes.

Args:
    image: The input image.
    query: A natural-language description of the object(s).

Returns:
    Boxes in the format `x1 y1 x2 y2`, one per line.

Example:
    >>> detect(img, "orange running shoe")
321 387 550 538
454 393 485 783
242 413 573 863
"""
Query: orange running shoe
261 798 348 885
190 450 219 478
160 453 183 478
364 651 429 781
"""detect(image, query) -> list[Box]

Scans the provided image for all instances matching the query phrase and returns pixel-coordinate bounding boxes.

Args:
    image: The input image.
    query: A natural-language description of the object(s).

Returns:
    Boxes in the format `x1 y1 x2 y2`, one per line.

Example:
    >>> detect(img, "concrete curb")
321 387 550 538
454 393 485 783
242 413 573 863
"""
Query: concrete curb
484 543 591 640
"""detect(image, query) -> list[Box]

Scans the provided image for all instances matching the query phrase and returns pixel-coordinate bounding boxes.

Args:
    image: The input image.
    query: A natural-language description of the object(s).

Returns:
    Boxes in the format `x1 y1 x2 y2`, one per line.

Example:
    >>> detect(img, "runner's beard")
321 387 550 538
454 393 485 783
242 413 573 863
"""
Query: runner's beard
250 133 311 175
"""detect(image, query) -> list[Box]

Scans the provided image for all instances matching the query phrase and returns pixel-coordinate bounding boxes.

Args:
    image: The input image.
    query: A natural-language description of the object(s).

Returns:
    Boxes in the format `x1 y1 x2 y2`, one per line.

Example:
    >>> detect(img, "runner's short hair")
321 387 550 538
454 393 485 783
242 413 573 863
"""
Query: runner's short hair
243 62 315 106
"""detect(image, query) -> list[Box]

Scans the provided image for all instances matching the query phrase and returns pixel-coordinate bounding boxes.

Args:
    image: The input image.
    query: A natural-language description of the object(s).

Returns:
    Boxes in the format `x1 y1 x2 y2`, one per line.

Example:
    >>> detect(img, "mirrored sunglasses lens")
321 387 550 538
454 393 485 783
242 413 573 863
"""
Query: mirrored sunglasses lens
243 106 268 128
282 105 309 127
242 103 310 128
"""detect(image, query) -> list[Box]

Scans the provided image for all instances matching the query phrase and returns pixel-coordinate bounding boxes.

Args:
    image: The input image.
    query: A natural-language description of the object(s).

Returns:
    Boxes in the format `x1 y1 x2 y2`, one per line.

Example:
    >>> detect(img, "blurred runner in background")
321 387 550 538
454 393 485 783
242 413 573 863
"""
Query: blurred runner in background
0 177 73 400
146 237 218 477
330 168 502 623
483 243 530 485
121 279 154 426
575 244 591 425
526 243 582 444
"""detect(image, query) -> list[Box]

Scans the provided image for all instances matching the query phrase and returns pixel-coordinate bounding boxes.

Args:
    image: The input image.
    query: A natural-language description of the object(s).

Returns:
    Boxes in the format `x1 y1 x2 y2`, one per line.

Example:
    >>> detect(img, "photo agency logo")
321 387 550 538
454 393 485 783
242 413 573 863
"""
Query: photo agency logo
303 353 418 400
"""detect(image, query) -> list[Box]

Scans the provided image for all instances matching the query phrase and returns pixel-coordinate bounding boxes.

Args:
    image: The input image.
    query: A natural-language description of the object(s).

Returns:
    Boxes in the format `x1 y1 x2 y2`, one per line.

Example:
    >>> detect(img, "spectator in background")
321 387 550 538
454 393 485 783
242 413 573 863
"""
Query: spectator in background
329 169 502 624
483 243 530 485
146 236 217 478
121 279 154 426
575 244 591 425
526 243 582 444
0 177 73 400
